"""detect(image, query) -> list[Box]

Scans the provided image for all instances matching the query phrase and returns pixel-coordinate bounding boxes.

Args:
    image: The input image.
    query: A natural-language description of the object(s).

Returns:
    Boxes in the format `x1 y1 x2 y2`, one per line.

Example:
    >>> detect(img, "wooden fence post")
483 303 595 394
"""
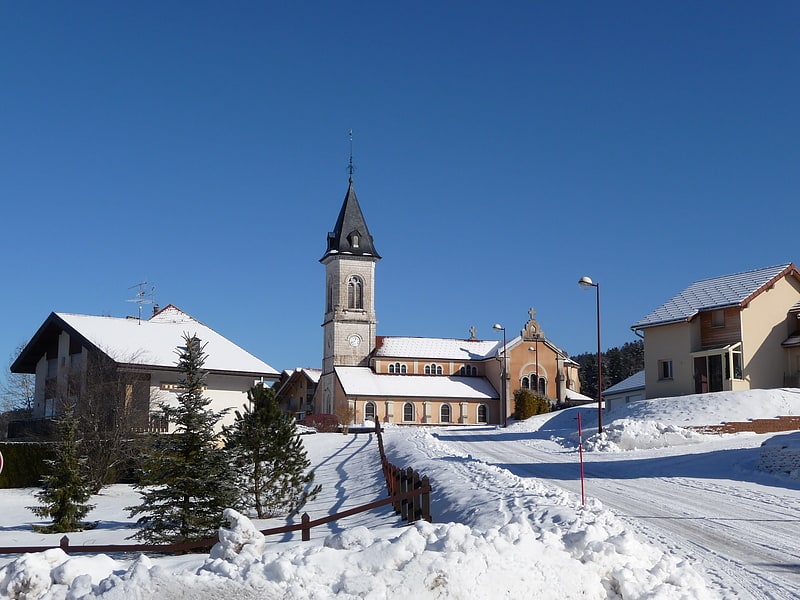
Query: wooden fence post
411 469 422 521
60 536 69 552
393 465 402 514
301 512 311 541
421 475 431 522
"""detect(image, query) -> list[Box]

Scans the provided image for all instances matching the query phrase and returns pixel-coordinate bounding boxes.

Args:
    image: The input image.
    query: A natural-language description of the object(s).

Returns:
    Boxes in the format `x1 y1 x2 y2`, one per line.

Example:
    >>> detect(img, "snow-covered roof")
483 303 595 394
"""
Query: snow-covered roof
565 389 594 402
297 367 322 383
603 370 646 395
632 263 797 330
375 336 500 361
335 367 499 400
49 304 278 376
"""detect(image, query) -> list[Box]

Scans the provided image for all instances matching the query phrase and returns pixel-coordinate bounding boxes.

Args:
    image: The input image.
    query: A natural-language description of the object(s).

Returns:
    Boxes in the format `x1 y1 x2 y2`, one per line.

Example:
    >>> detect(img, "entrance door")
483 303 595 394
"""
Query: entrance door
708 354 724 392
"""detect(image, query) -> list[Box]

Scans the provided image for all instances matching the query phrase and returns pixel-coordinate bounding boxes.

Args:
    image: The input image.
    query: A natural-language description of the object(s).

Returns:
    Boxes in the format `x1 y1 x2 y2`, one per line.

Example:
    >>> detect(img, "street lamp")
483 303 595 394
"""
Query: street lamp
492 323 507 427
578 276 603 433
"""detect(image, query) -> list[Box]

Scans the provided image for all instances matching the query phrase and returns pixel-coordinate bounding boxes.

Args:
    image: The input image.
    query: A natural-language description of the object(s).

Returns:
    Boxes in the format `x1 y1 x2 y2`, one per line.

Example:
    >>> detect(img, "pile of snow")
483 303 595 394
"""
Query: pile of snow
583 418 709 452
604 387 800 427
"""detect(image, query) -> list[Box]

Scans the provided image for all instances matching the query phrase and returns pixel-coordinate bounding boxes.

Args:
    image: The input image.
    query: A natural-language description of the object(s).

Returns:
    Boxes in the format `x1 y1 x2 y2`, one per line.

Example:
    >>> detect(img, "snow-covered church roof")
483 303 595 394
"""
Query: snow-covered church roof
374 336 500 361
14 304 278 377
335 367 498 400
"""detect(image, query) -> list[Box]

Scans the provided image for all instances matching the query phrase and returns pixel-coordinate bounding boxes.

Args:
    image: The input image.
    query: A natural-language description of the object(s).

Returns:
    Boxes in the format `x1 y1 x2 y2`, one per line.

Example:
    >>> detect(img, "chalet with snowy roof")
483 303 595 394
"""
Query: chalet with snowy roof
9 304 279 439
274 368 321 418
631 263 800 399
316 173 582 426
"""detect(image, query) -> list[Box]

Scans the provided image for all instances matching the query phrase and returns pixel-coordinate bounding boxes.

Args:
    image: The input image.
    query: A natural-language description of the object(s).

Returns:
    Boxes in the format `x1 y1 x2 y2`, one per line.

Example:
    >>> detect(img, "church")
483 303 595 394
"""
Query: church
315 173 585 426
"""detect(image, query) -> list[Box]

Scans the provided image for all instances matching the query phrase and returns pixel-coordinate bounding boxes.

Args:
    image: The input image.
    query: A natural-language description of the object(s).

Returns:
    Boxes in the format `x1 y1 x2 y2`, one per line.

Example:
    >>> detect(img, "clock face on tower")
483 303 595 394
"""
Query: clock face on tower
348 334 362 348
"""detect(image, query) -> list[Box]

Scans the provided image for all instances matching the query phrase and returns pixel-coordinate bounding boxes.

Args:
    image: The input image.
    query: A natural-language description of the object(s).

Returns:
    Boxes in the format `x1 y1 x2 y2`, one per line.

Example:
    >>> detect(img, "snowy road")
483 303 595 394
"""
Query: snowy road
431 420 800 600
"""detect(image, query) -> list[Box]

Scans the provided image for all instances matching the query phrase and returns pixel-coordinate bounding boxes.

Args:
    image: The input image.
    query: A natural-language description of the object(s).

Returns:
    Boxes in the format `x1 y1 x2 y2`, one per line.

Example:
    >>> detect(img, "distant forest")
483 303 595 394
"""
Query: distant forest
572 339 644 400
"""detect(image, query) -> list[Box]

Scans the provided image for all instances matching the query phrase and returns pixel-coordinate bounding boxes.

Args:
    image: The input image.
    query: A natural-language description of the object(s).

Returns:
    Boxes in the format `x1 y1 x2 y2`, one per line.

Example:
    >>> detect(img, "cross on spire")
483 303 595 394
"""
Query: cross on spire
348 129 355 183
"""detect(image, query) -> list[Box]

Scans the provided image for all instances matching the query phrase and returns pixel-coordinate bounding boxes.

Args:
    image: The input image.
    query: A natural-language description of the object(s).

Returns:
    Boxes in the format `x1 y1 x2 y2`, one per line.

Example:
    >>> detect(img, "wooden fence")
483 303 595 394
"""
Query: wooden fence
0 421 431 556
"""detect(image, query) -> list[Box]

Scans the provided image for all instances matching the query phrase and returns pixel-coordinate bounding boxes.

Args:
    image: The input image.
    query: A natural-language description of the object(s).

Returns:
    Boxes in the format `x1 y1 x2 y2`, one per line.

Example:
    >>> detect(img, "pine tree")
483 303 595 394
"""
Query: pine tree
226 383 321 519
28 408 96 533
128 333 237 543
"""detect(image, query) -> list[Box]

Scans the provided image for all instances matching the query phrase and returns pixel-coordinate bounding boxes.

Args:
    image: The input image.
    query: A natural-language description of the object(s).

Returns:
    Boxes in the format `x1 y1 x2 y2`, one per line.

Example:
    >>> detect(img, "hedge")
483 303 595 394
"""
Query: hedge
0 442 54 488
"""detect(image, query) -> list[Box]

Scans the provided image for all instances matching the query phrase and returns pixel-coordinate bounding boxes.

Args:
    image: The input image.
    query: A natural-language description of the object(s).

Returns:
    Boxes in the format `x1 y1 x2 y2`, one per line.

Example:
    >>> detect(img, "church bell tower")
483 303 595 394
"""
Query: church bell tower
318 170 380 413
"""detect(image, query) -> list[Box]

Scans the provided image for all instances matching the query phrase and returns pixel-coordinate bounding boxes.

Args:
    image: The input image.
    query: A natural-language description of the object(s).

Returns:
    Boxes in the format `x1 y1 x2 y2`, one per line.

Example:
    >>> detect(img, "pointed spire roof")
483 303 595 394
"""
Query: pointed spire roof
320 178 381 261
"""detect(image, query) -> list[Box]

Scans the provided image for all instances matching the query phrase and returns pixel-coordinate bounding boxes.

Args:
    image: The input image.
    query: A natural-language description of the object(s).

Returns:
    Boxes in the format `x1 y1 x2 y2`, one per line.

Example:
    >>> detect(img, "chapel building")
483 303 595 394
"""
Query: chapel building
316 174 584 426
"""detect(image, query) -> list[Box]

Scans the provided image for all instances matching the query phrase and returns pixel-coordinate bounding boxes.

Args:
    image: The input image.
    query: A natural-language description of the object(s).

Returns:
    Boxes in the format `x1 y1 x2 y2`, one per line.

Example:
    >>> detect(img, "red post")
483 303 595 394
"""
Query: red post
577 412 585 505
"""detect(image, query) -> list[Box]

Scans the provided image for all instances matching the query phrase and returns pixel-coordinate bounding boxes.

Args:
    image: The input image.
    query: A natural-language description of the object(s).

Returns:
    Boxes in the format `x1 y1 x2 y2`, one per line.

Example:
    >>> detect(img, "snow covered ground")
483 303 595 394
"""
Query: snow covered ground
1 388 799 599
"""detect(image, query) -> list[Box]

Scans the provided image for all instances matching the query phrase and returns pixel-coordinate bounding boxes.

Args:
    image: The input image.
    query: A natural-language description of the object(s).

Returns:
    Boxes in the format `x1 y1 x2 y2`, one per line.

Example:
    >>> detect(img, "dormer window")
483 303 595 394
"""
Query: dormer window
348 230 361 249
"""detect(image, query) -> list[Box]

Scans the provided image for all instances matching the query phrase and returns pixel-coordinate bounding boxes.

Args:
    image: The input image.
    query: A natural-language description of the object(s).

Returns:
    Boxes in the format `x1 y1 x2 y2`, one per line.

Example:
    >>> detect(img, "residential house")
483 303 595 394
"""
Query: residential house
631 263 800 399
274 368 321 419
9 304 280 439
316 174 582 425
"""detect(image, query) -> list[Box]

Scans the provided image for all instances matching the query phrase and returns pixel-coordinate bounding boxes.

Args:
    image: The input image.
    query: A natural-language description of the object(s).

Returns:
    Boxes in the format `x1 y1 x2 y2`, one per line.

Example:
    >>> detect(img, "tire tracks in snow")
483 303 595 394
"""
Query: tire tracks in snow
433 428 800 600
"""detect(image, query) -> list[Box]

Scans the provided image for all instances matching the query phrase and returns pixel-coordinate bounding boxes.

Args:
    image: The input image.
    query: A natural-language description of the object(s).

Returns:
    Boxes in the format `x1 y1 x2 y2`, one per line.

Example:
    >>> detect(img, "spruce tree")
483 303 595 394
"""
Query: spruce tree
128 333 237 543
28 408 96 533
226 383 321 519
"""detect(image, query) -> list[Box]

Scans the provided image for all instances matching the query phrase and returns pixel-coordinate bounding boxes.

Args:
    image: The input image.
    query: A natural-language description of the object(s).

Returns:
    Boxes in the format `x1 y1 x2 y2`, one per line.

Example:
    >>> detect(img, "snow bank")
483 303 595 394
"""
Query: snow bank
584 419 709 452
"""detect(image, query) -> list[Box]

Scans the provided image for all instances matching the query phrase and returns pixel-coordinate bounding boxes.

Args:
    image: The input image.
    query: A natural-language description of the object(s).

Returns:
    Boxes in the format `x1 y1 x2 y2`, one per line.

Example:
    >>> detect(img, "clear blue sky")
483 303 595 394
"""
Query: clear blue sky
2 2 799 377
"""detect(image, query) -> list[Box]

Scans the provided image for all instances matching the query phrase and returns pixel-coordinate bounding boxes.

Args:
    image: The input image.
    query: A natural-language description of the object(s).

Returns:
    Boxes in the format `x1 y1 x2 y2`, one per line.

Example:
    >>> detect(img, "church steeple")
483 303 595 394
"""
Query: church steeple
320 180 380 261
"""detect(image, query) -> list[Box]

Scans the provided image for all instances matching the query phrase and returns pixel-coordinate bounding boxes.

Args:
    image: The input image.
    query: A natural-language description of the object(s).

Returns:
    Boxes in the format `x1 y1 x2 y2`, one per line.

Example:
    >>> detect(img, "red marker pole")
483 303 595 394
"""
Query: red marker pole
577 412 585 505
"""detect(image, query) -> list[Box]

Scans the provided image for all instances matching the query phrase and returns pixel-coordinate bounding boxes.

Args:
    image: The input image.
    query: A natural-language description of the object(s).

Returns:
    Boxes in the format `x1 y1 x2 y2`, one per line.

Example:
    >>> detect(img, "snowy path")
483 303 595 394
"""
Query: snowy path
430 425 800 600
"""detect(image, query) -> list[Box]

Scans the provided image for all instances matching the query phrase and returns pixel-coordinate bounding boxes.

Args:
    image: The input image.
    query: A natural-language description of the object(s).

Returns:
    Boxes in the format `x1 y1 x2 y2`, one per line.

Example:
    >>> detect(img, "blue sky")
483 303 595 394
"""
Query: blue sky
2 2 799 377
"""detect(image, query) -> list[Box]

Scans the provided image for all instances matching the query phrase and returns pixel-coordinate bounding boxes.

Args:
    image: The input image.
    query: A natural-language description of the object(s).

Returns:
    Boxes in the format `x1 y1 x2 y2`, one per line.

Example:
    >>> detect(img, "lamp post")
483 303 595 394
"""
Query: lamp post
493 323 507 427
578 276 603 433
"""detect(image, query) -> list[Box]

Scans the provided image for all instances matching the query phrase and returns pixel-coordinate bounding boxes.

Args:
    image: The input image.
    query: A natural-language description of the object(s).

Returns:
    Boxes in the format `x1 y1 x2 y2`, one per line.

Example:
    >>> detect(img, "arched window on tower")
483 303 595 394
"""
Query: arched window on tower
347 276 363 309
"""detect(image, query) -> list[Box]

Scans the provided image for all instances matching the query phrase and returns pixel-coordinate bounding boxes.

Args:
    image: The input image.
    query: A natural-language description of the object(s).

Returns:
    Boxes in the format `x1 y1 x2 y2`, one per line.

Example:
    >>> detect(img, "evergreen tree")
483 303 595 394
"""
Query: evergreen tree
128 333 237 543
28 408 96 533
574 338 644 399
226 383 321 519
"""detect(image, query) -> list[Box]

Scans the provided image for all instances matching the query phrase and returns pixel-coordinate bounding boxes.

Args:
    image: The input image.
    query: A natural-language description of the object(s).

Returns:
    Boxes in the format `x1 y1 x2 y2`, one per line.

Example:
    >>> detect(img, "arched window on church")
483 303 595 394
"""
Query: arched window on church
440 404 451 423
459 365 477 376
347 276 363 309
364 401 376 422
403 403 415 422
477 404 488 423
388 362 407 374
521 376 530 389
425 363 443 375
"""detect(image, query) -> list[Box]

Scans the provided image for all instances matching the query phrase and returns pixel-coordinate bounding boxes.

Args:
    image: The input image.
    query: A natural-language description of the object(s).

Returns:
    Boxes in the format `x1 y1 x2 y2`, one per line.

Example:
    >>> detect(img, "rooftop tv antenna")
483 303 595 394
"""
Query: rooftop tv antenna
127 281 155 323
